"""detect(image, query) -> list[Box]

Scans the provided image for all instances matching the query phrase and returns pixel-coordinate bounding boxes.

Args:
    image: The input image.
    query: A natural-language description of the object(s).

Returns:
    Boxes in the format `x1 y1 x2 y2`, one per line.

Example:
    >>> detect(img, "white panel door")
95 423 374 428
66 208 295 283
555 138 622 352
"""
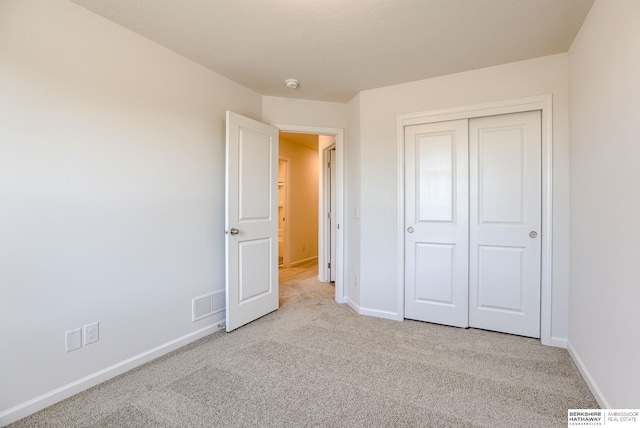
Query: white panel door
225 111 279 332
469 111 541 338
404 119 469 328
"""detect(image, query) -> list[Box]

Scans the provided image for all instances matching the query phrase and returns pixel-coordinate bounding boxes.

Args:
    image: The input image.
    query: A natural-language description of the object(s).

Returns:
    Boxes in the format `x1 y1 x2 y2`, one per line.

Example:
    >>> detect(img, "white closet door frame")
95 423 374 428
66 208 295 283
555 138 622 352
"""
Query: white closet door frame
396 95 557 347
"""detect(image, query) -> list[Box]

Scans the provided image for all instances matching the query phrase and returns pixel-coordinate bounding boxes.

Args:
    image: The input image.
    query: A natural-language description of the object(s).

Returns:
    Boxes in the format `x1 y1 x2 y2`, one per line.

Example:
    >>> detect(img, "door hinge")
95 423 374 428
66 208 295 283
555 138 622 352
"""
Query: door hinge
328 262 331 269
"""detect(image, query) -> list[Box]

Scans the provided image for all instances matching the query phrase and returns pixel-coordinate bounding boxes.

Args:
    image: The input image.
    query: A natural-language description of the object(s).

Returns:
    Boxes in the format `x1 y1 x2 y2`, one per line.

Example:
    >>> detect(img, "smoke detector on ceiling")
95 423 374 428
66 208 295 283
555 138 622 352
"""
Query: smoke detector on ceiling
284 79 299 89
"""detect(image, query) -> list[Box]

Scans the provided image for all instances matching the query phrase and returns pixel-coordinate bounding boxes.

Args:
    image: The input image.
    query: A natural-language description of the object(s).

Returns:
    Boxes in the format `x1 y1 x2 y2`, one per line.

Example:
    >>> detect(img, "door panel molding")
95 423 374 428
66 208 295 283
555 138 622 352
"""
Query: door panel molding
397 95 556 346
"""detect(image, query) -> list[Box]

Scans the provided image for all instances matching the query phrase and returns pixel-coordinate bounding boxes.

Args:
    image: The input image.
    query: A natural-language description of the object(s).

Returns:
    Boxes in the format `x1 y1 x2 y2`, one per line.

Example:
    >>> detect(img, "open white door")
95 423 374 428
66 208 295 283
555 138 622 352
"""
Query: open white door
225 111 279 332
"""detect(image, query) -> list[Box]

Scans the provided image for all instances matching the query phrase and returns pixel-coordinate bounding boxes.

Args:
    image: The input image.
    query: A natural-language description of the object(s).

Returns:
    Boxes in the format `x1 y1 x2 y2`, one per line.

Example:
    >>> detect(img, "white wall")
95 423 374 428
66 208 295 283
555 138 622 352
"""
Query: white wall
345 94 362 309
355 55 571 341
568 0 640 408
262 96 348 129
0 0 262 423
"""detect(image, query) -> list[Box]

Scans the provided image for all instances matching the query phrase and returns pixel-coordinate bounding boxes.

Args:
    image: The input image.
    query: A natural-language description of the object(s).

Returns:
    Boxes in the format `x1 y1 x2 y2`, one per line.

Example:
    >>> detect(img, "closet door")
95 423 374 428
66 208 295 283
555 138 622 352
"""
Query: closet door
468 111 541 338
404 119 469 328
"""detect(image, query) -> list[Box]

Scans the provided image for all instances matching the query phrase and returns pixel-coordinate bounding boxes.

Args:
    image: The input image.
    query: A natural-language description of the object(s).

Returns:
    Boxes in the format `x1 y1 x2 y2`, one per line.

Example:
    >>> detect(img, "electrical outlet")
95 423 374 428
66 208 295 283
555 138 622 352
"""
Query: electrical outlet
302 243 306 251
84 322 99 345
65 328 82 352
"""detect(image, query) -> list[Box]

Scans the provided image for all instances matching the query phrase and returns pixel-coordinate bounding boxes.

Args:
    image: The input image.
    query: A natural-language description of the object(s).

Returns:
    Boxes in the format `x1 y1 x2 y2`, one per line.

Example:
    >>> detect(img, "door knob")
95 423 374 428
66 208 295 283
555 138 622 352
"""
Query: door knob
407 227 414 233
529 231 538 238
226 228 240 235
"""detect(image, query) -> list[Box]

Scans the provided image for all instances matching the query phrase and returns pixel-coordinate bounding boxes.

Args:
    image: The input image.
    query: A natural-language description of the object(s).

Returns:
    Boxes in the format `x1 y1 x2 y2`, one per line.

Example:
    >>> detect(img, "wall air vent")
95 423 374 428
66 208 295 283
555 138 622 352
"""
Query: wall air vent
192 293 214 321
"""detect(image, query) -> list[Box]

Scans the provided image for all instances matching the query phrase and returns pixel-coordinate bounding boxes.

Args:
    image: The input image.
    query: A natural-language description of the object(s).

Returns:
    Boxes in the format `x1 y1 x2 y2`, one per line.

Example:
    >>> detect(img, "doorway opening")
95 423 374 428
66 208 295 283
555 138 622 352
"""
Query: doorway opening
273 124 345 304
278 133 320 270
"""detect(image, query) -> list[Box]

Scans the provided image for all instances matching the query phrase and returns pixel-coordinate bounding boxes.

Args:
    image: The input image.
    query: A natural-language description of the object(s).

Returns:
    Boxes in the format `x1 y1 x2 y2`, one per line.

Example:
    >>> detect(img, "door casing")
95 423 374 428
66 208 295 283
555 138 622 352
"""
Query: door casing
328 147 337 282
278 157 291 267
396 95 557 347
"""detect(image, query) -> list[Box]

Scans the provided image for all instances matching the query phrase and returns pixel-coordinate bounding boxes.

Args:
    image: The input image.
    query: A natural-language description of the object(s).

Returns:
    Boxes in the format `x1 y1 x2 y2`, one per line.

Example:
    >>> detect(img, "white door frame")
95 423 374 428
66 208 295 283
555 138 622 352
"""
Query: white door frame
396 95 556 346
321 142 337 282
278 157 291 267
272 124 345 304
326 146 337 282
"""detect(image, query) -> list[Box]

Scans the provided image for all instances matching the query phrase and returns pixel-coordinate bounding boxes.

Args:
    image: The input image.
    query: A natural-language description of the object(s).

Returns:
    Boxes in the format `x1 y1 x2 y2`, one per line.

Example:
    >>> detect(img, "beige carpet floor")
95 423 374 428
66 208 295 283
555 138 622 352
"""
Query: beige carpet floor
10 260 597 427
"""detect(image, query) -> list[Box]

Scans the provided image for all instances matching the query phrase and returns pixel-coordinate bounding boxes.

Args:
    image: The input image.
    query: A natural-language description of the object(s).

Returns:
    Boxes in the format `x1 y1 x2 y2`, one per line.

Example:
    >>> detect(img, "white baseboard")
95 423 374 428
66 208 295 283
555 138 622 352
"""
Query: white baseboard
567 341 611 409
345 297 360 312
0 320 224 427
358 306 403 321
549 336 568 349
290 256 318 267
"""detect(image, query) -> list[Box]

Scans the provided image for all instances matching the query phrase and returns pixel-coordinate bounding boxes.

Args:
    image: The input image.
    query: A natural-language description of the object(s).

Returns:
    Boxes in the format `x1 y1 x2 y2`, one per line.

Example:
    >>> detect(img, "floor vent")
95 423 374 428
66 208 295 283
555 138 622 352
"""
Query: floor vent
192 293 214 322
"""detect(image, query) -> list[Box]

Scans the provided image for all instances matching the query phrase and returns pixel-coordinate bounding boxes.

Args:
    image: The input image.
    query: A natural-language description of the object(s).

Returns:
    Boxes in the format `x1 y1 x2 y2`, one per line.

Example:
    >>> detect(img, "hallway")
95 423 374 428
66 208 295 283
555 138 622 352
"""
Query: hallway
279 260 333 307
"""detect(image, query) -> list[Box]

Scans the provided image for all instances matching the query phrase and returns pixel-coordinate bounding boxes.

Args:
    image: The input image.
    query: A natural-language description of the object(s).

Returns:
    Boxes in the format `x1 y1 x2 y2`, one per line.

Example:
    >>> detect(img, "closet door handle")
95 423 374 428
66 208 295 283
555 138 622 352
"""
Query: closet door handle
529 231 538 238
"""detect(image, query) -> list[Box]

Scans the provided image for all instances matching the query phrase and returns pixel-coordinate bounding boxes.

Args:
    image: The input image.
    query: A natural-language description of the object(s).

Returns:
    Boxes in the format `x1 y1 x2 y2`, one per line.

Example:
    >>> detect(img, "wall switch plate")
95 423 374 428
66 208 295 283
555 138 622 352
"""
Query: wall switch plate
65 328 82 352
84 322 99 345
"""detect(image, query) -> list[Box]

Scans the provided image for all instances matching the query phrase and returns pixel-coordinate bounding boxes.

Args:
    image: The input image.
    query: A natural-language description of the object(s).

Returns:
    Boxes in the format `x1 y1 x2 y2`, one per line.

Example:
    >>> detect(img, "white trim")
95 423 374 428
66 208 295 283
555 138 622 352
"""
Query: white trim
289 256 319 267
358 307 403 321
319 141 336 282
0 322 222 427
567 341 610 409
278 156 292 267
549 337 568 349
345 297 361 313
396 95 555 346
272 124 346 304
540 97 554 347
399 95 553 125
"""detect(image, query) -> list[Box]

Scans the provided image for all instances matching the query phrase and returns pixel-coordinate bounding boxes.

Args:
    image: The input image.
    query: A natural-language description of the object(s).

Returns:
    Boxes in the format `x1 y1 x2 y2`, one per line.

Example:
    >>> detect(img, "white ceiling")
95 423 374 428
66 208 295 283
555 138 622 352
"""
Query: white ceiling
70 0 594 103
